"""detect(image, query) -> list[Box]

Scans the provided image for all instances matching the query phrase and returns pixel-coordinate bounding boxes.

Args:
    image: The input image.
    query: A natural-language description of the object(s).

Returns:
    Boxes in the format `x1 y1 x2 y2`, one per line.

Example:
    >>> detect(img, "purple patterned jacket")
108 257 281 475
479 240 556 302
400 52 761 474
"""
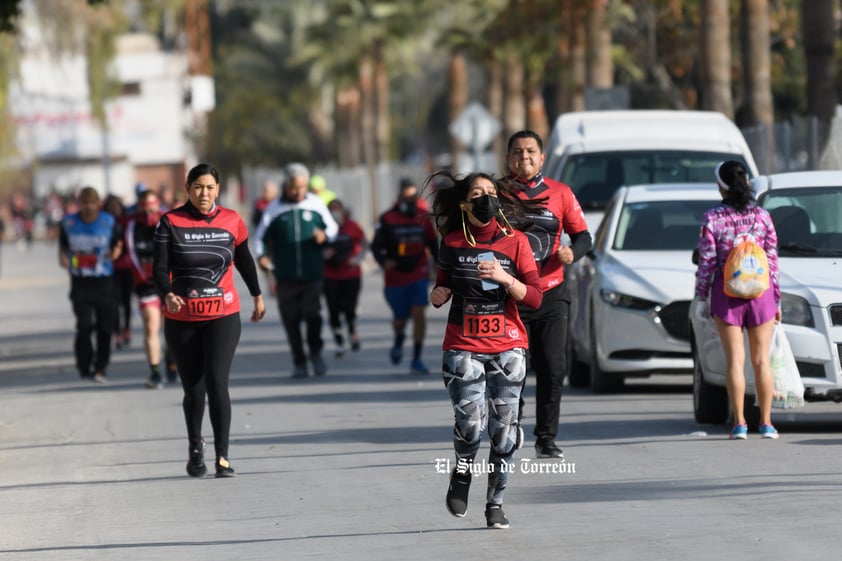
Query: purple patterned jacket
694 203 781 305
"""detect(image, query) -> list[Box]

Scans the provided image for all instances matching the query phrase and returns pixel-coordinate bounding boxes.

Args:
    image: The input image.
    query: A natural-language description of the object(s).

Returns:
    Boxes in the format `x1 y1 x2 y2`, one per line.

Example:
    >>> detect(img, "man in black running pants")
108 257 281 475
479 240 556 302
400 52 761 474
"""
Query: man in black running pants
507 131 592 459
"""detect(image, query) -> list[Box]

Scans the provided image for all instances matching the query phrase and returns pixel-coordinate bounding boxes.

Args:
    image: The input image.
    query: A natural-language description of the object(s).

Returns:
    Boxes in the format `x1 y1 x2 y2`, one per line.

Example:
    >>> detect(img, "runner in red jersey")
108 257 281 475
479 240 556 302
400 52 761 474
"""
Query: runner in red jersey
153 163 265 479
508 130 592 460
429 171 544 530
323 198 367 356
124 190 179 388
371 178 439 374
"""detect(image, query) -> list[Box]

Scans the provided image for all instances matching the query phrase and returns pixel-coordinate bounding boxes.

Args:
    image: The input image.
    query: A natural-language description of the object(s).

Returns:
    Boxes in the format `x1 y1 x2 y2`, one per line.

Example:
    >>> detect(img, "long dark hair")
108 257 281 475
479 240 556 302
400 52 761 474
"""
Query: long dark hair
716 160 754 213
186 163 220 186
426 170 545 237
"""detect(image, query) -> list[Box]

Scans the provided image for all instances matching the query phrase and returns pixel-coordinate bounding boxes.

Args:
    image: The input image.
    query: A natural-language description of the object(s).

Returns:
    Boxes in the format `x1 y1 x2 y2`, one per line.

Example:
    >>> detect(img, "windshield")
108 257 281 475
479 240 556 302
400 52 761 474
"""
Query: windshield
760 187 842 257
613 200 711 251
559 151 751 211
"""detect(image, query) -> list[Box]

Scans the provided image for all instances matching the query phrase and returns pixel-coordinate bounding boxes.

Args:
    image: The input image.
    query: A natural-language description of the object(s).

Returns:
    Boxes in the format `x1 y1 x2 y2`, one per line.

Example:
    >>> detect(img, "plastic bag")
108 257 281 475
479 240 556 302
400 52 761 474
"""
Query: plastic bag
768 324 805 409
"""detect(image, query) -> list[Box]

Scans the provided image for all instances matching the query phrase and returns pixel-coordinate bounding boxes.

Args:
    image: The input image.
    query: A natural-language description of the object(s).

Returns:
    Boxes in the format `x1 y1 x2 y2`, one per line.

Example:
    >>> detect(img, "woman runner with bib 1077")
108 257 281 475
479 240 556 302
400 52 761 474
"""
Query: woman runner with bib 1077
429 171 545 529
153 163 265 478
694 160 781 441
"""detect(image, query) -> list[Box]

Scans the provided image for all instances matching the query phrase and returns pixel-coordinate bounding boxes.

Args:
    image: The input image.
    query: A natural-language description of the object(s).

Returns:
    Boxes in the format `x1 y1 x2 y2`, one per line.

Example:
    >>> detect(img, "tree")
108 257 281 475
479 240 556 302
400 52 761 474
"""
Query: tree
587 0 613 89
700 0 734 117
739 0 774 172
205 4 315 174
801 0 836 123
447 50 468 167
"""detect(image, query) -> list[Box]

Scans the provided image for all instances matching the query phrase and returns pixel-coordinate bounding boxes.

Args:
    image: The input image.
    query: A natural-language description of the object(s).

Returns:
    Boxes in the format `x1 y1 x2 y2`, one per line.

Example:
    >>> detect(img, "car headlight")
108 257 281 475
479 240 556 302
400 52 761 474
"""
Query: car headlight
600 289 658 310
780 292 814 327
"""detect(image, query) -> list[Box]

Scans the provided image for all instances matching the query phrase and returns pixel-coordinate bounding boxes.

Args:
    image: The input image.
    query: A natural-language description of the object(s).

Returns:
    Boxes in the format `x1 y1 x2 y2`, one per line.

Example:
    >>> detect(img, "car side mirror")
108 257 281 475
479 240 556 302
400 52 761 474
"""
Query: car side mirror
691 248 699 265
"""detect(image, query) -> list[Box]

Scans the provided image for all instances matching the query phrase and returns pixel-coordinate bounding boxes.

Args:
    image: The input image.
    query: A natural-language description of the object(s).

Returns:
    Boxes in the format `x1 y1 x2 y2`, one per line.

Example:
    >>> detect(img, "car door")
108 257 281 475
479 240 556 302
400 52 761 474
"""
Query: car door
570 191 621 360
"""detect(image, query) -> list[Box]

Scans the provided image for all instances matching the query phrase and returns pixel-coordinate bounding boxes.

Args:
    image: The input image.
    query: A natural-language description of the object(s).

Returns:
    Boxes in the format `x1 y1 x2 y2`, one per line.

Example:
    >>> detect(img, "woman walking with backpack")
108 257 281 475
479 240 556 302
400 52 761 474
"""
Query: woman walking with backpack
694 160 782 440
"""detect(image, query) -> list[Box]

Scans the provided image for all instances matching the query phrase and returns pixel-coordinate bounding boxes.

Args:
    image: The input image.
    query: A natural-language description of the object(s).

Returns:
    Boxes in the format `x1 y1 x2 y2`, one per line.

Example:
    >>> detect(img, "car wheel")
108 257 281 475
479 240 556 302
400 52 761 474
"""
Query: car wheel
589 320 624 394
692 349 728 424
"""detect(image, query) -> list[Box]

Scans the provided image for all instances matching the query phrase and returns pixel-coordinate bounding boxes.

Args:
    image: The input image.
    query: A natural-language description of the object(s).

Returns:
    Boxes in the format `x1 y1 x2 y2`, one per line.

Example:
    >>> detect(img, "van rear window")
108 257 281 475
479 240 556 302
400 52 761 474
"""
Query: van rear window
558 151 751 210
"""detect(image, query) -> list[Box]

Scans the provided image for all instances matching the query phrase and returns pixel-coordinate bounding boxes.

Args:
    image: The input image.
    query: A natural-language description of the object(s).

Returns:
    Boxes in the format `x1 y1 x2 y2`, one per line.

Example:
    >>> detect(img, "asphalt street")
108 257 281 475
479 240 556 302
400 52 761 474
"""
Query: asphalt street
2 240 842 560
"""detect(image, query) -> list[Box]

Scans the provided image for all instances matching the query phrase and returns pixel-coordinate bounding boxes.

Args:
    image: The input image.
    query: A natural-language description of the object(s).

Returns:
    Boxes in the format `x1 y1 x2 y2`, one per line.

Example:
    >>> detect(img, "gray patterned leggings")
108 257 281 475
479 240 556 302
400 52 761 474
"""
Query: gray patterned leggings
442 347 526 505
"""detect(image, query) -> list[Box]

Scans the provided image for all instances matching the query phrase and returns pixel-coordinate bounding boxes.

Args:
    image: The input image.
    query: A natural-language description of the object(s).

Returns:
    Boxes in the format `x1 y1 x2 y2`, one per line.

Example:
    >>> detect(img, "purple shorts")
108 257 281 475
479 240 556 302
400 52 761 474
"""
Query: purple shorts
710 275 777 327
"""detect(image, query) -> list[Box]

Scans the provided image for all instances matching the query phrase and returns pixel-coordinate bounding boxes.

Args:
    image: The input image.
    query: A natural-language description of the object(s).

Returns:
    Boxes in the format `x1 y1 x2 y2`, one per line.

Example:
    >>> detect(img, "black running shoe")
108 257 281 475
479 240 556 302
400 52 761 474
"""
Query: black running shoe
186 440 207 478
445 466 472 517
215 457 236 478
485 503 510 529
535 438 564 459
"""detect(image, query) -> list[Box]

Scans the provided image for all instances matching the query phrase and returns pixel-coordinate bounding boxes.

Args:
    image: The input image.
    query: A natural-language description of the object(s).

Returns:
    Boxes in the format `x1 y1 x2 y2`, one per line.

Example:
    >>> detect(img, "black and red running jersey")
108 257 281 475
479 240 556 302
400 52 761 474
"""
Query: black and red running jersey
435 220 541 354
153 202 261 322
514 175 588 292
125 211 162 287
371 202 439 287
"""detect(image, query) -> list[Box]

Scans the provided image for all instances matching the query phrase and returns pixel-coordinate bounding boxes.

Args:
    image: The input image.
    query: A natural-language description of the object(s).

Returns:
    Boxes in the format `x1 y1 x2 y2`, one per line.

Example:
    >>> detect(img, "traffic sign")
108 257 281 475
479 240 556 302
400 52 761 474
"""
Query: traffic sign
449 102 501 149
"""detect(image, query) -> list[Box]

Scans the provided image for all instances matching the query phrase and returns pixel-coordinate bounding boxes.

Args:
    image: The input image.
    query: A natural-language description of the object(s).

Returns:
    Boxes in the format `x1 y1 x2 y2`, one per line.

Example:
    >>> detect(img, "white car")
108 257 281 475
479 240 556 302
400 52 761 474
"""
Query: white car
568 183 721 393
543 110 759 234
691 171 842 426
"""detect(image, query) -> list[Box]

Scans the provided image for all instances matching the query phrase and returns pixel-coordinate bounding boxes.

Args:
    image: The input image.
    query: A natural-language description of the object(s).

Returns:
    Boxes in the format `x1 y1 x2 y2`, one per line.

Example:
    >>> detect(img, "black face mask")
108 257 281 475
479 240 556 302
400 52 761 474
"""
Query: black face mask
469 194 500 224
398 199 417 216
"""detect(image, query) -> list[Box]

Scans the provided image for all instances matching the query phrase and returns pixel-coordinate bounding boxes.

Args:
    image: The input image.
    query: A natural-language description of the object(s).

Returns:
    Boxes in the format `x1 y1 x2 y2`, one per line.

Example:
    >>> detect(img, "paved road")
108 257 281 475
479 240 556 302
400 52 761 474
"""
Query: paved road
2 240 842 560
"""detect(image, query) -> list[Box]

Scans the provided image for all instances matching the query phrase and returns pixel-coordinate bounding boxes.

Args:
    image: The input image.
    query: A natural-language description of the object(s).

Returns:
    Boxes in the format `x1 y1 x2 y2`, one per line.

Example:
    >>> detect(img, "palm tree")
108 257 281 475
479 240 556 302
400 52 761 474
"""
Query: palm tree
447 50 468 167
739 0 774 172
587 0 613 89
700 0 733 117
801 0 836 160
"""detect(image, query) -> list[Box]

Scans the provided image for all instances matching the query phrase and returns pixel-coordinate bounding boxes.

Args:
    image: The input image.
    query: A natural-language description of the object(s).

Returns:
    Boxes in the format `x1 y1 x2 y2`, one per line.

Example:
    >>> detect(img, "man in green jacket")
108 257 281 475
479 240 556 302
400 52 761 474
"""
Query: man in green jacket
256 163 338 378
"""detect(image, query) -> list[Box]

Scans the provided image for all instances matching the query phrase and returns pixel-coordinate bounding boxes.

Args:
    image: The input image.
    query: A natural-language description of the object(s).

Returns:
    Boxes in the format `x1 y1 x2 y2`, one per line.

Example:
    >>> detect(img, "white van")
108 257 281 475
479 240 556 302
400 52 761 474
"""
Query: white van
542 110 759 232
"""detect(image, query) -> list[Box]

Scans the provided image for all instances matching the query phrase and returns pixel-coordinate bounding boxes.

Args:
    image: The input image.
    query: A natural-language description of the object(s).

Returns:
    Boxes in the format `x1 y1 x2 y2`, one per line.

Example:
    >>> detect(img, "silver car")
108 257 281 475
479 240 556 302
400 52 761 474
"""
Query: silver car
568 183 721 393
691 171 842 426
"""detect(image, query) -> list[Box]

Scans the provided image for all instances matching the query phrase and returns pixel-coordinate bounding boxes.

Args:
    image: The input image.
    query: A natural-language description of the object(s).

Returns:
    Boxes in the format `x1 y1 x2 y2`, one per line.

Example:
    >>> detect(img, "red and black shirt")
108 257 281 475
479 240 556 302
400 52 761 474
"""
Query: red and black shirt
371 201 439 287
153 202 261 322
324 217 367 281
125 211 163 287
435 219 542 354
513 175 589 292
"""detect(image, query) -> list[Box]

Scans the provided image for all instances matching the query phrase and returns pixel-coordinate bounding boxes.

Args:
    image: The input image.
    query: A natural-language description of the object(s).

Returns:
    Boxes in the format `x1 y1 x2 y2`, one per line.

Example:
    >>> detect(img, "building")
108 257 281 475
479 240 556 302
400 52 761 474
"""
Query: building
8 1 213 204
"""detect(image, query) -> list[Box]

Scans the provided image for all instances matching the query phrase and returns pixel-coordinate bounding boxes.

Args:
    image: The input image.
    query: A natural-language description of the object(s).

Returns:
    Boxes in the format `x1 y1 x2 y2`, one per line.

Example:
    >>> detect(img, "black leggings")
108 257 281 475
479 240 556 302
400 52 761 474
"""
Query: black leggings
323 277 361 334
164 314 242 459
517 283 570 441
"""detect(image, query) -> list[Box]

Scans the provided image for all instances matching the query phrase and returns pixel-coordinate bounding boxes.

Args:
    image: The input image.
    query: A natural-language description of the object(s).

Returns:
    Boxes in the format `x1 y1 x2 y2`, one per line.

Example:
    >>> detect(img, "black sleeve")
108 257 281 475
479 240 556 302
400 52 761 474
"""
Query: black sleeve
234 239 262 297
370 220 387 267
569 229 593 262
152 216 173 296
